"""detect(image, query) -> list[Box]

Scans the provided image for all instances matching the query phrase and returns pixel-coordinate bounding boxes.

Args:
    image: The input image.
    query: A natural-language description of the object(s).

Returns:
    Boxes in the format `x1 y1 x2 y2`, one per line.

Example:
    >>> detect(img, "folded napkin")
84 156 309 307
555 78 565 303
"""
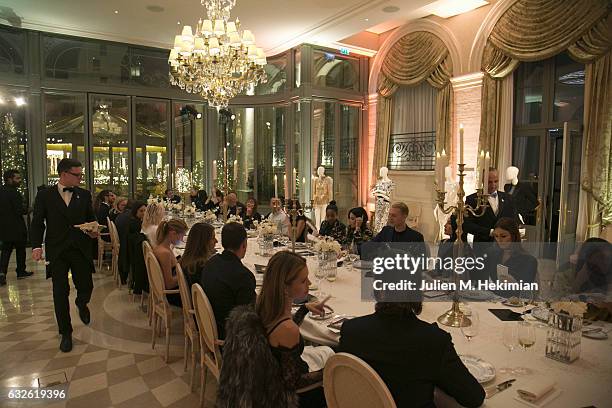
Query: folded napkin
301 346 334 372
514 378 560 407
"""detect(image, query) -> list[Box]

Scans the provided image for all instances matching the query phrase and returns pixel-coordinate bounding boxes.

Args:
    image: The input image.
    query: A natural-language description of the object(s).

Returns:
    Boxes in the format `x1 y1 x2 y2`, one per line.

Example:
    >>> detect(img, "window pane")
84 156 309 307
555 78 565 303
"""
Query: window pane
337 105 359 216
554 53 584 123
256 107 285 203
91 95 130 196
255 54 287 95
312 101 335 171
129 47 171 89
174 103 205 190
512 135 540 189
0 26 26 76
134 99 169 199
0 90 29 202
313 51 359 91
514 61 544 125
45 93 86 187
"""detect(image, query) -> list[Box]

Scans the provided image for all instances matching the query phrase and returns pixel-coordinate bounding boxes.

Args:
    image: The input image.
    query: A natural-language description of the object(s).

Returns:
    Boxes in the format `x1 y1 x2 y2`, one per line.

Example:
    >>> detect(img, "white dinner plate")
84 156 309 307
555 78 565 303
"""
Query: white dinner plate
460 355 495 384
308 309 334 320
460 290 495 301
501 299 525 308
582 328 609 340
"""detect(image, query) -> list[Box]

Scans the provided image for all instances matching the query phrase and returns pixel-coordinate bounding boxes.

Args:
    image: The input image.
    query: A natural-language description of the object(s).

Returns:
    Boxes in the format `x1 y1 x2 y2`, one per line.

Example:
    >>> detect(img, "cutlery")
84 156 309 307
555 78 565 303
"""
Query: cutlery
486 379 515 399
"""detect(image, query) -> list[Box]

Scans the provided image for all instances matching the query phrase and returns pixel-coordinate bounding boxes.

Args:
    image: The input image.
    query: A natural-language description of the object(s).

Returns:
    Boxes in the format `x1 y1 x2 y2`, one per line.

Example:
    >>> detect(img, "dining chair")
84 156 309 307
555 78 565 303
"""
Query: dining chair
145 250 179 363
176 264 199 391
191 283 223 408
323 353 396 408
107 218 121 288
142 241 154 324
97 225 112 271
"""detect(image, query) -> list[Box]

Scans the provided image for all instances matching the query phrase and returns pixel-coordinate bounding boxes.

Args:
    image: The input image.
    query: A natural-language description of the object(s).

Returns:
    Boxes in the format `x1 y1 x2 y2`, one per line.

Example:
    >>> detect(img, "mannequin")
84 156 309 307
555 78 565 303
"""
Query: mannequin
434 166 458 241
313 166 333 229
503 166 538 225
371 167 395 234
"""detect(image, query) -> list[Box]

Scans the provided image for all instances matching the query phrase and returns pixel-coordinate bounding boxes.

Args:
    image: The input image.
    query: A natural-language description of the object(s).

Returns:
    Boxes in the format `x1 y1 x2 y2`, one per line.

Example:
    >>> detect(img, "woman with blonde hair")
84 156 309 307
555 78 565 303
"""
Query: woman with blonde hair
141 202 166 247
152 218 188 306
109 197 128 221
179 222 217 287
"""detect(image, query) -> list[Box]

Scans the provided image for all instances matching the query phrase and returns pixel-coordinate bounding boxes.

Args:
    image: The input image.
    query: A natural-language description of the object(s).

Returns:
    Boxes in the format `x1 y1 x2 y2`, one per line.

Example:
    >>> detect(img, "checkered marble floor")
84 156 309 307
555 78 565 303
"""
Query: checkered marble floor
0 256 217 408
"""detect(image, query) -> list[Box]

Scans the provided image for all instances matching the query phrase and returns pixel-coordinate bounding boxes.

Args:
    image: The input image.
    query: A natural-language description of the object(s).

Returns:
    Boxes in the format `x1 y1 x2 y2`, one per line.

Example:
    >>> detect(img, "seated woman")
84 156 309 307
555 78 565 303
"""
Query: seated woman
127 201 147 293
179 222 217 287
141 202 165 248
152 218 188 307
203 188 223 214
571 237 611 294
243 197 263 230
109 197 127 222
482 217 538 297
344 207 373 253
287 199 308 243
339 300 485 408
318 201 346 243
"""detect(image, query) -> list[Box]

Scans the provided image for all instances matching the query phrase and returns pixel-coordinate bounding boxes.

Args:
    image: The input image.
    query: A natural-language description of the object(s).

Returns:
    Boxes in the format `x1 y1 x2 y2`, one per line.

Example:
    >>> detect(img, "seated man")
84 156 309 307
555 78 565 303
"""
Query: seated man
373 202 424 243
200 222 256 339
266 197 290 236
339 300 485 408
226 191 246 217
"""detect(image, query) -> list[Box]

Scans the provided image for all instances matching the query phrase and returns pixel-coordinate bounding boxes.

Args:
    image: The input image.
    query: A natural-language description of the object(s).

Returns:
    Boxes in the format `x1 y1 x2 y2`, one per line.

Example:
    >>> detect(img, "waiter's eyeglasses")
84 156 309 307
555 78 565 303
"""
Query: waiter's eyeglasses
67 171 83 178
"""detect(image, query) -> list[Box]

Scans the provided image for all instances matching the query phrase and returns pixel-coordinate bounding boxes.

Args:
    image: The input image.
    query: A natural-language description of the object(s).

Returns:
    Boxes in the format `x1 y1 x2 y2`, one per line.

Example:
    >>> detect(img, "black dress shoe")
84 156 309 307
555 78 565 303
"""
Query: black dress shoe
78 305 91 325
16 271 34 279
60 334 73 352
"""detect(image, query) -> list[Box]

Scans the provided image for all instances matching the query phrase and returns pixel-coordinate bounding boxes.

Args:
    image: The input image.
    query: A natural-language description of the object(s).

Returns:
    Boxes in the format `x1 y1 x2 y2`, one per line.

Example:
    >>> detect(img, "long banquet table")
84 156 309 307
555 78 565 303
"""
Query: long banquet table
235 237 612 408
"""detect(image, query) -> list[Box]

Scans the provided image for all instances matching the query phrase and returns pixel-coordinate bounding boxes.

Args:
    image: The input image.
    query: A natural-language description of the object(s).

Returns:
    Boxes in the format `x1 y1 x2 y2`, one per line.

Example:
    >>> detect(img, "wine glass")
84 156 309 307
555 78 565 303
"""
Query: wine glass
461 312 479 354
518 321 536 351
499 324 518 374
345 241 359 271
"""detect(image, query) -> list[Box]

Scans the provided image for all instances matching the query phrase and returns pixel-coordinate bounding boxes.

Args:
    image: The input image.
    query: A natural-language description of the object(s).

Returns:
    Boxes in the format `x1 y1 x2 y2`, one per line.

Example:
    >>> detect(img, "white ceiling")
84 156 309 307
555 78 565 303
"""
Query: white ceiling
0 0 435 55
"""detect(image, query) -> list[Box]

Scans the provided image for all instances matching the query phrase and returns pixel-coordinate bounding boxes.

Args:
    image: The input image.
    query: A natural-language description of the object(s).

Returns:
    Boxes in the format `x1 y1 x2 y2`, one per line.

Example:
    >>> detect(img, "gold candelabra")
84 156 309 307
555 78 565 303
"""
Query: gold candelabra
435 163 489 327
283 196 313 253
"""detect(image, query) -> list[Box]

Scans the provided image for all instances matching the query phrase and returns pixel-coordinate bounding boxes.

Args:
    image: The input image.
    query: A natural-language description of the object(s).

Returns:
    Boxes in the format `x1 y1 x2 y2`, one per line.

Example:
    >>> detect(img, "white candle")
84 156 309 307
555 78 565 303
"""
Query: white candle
435 151 442 188
441 149 448 192
484 151 491 193
212 160 217 181
274 174 278 197
292 168 297 196
311 174 315 200
233 159 238 184
459 124 464 164
477 150 484 187
283 173 287 198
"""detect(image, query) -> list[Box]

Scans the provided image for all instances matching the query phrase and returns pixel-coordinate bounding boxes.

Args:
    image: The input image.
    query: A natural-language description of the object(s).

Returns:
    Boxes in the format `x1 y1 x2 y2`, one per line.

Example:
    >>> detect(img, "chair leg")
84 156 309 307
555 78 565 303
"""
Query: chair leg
148 296 153 326
97 245 103 270
151 314 158 349
190 341 197 392
165 322 170 363
183 331 189 372
199 364 206 407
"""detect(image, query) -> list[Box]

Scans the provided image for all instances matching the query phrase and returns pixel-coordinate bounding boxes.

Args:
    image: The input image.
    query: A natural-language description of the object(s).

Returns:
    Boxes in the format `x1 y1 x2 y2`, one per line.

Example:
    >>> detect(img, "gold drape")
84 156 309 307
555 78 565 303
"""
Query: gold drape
479 0 611 230
582 52 612 233
374 31 453 179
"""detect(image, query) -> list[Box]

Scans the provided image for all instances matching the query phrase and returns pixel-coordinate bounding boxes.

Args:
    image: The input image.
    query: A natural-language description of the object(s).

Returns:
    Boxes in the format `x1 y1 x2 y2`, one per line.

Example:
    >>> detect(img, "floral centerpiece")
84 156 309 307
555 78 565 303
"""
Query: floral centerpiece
314 236 341 282
257 219 277 237
226 214 243 224
203 209 218 223
184 202 196 216
147 195 159 205
257 219 277 256
546 301 586 363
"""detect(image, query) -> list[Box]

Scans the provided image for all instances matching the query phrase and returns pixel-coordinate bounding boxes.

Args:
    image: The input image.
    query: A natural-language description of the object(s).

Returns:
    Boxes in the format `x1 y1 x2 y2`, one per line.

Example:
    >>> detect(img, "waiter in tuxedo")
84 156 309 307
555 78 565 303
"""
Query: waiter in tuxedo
30 158 98 352
463 168 517 248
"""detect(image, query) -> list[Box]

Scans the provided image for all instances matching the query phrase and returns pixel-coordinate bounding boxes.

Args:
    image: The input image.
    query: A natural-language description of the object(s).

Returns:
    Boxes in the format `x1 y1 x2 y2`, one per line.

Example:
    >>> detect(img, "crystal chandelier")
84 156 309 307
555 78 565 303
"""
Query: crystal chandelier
168 0 267 108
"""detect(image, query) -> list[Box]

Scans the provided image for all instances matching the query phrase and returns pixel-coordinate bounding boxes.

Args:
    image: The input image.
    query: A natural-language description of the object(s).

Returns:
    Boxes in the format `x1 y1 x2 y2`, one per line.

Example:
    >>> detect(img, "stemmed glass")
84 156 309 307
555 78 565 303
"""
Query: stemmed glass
345 241 359 271
461 312 479 354
314 264 327 298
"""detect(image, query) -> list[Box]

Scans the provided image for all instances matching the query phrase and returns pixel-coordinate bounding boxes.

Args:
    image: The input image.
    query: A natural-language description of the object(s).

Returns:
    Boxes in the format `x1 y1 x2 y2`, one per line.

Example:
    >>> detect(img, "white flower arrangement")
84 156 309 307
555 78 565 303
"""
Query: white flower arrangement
147 195 159 205
313 236 342 254
184 204 196 215
551 301 587 317
257 219 277 236
226 214 243 224
203 210 218 223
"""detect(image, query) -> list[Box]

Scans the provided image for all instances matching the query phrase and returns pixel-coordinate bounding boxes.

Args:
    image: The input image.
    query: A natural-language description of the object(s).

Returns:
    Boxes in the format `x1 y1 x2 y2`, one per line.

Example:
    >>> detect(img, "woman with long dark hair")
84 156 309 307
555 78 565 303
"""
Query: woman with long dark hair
318 201 346 242
344 207 373 251
179 222 217 286
243 197 263 230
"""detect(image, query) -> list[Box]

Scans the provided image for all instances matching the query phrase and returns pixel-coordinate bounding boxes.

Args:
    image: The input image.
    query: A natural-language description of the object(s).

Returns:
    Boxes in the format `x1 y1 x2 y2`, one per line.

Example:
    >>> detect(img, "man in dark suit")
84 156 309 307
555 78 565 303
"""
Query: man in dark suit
200 222 255 339
339 301 485 408
372 202 425 243
226 191 246 217
0 170 33 286
463 168 517 243
30 158 98 352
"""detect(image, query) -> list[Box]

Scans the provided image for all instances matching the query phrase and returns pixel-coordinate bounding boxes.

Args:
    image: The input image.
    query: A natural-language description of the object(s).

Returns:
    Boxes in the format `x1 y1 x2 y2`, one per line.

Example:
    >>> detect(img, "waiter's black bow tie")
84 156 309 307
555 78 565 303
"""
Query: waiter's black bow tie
63 187 75 193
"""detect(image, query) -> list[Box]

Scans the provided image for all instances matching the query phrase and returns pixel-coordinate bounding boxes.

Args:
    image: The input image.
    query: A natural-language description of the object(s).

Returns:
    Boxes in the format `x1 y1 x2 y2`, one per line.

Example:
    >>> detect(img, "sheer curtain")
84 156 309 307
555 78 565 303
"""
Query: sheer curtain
391 82 436 135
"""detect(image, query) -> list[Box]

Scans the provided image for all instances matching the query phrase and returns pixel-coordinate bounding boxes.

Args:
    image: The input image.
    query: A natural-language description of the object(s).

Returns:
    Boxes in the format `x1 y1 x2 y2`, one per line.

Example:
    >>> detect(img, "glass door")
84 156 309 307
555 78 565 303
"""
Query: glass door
556 122 582 269
335 104 359 217
89 94 130 196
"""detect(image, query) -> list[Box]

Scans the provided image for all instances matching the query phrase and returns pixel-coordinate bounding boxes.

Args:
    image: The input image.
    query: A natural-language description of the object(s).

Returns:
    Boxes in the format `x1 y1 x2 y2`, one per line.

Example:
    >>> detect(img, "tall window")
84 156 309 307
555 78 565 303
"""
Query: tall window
387 82 436 171
0 90 28 201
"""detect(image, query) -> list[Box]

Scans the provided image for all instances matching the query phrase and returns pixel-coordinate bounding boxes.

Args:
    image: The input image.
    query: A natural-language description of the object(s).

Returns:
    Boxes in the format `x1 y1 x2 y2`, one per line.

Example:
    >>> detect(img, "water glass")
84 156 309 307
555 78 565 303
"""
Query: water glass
499 323 518 374
518 321 536 350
